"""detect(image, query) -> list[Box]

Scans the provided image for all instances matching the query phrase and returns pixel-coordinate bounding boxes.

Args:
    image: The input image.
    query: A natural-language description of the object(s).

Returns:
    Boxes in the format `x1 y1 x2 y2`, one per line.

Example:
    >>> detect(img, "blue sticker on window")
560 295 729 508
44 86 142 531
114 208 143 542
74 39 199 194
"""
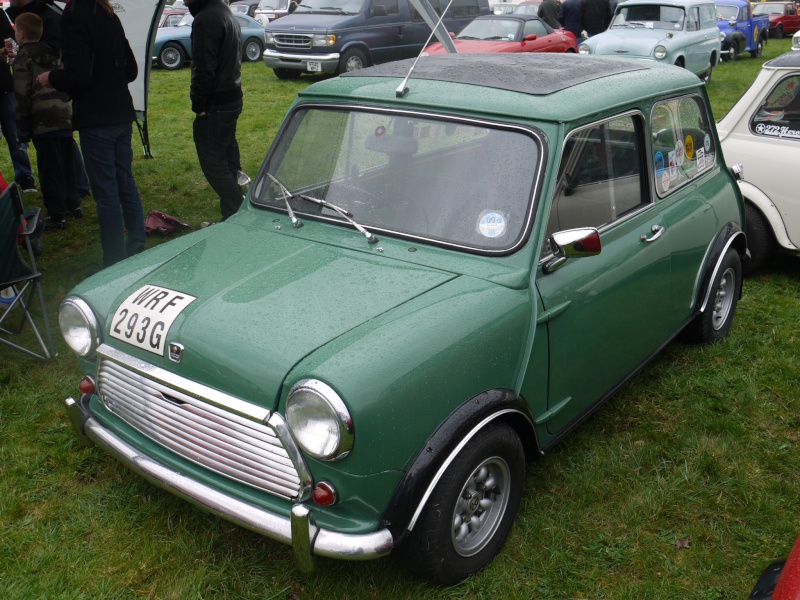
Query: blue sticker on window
654 151 665 178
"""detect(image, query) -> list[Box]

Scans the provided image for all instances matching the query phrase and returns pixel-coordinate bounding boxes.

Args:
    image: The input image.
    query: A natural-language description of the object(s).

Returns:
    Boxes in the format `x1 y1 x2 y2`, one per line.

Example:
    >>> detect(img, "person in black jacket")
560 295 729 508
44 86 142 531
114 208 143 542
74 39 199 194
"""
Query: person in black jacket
185 0 244 221
37 0 146 268
581 0 612 37
0 8 36 191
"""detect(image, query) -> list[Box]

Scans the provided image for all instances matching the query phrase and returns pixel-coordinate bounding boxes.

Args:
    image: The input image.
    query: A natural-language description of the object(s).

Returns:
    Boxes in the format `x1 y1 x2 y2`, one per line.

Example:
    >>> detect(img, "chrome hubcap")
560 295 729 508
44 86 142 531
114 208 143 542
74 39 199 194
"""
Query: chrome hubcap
451 457 510 557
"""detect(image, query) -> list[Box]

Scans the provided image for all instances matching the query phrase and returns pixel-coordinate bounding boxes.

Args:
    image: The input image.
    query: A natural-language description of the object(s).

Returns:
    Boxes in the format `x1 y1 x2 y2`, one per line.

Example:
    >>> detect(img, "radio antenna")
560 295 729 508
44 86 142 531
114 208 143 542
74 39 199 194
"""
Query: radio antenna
396 0 458 98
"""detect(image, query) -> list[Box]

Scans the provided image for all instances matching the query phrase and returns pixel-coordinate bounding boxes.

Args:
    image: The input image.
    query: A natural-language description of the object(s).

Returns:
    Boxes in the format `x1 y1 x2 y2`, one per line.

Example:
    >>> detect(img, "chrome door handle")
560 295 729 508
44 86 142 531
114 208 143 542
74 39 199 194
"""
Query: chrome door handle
641 224 665 243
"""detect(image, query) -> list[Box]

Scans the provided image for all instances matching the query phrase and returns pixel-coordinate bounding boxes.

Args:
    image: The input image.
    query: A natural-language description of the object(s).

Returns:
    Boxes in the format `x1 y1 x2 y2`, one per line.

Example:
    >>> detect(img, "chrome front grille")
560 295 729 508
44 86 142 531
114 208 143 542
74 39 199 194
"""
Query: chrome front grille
274 33 313 49
96 349 303 500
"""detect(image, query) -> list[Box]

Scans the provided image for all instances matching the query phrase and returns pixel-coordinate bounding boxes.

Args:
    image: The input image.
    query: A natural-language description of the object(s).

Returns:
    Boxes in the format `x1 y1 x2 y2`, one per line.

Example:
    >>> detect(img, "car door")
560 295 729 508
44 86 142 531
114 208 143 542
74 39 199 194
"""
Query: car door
685 5 714 73
529 113 675 436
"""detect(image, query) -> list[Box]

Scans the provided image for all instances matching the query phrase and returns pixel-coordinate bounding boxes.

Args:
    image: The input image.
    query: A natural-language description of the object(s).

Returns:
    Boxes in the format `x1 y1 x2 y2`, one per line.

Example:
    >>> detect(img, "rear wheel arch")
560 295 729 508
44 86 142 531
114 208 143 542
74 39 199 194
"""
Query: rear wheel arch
694 224 745 316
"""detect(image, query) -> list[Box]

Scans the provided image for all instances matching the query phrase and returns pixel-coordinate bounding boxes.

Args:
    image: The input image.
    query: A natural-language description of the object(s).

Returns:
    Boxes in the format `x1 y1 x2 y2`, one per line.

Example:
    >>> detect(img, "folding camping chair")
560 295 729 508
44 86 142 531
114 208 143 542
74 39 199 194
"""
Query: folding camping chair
0 182 55 359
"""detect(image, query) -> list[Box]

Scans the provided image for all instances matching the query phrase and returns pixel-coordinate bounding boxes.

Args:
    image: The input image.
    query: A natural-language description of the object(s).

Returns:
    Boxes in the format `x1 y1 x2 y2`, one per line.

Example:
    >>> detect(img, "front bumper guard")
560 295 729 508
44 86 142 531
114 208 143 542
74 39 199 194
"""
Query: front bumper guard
65 395 394 570
262 49 340 73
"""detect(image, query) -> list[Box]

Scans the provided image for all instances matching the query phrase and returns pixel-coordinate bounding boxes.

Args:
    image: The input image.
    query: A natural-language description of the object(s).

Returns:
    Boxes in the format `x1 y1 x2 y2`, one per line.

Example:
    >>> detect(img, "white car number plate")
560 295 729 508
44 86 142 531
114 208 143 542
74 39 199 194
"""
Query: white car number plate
109 285 196 356
307 61 322 72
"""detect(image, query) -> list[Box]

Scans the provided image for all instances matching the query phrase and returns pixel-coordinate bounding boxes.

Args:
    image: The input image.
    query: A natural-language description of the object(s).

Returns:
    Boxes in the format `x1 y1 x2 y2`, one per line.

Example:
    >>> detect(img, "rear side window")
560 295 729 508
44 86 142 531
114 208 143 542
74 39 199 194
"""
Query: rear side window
447 0 482 18
651 95 717 197
749 75 800 142
700 4 716 28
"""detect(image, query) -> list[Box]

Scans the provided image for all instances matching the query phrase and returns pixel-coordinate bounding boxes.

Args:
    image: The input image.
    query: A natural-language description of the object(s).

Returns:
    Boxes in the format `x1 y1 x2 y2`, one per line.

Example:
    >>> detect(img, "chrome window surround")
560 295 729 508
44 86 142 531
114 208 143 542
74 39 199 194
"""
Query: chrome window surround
95 344 312 501
251 102 546 257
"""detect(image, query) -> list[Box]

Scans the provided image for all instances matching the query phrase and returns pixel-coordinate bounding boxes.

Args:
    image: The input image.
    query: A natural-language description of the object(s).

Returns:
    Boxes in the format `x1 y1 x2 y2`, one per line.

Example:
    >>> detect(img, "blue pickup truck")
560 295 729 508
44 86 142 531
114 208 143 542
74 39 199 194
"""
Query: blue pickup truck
716 0 769 60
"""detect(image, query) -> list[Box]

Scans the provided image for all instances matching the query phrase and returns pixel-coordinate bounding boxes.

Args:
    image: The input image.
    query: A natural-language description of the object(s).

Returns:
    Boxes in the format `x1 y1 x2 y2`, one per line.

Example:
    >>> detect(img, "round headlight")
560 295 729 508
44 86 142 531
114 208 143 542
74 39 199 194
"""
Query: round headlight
654 45 667 60
59 297 100 358
286 379 353 461
578 43 590 55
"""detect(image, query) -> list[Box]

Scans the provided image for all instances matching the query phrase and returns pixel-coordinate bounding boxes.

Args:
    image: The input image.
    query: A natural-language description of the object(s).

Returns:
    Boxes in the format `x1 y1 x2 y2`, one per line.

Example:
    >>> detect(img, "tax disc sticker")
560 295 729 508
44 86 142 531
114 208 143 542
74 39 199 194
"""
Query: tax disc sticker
477 211 507 238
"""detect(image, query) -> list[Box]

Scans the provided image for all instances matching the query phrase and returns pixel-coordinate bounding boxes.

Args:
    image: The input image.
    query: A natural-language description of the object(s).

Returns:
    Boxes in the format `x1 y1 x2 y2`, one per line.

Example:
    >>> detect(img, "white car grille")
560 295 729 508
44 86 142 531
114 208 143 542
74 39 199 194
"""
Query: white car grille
96 352 303 500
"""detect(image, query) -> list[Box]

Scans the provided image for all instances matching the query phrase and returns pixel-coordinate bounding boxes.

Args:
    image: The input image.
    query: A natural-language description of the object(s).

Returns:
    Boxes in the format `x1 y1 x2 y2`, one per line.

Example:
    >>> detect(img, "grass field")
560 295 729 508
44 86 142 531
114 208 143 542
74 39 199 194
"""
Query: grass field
1 41 798 598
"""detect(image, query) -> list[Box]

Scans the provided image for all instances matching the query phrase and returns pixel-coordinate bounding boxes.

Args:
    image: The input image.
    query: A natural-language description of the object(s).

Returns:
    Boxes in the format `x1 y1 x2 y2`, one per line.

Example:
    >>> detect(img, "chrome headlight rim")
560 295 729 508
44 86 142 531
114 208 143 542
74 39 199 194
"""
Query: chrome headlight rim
578 43 591 55
59 296 101 358
654 45 667 60
286 378 354 461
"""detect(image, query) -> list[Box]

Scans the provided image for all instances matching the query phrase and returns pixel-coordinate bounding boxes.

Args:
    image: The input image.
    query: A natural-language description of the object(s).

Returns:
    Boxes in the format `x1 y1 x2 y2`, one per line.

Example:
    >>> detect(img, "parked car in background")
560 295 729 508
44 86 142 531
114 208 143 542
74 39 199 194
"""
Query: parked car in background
159 7 188 28
514 0 543 12
794 28 800 48
231 0 261 18
60 53 745 586
423 14 577 54
748 533 800 599
752 1 800 39
262 0 490 78
579 0 720 83
254 0 291 25
153 12 266 70
718 51 800 272
492 2 516 13
716 0 769 60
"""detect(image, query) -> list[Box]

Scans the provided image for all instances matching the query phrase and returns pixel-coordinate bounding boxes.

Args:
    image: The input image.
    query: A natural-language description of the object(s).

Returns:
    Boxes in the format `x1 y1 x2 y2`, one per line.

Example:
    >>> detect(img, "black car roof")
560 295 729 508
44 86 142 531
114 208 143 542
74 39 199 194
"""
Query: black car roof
766 51 800 69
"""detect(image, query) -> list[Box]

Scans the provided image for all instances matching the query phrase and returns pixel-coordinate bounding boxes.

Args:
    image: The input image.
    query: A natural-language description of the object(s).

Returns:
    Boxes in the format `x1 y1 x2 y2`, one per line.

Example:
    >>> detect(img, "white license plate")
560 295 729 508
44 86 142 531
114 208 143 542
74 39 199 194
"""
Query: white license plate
109 285 196 355
307 61 322 72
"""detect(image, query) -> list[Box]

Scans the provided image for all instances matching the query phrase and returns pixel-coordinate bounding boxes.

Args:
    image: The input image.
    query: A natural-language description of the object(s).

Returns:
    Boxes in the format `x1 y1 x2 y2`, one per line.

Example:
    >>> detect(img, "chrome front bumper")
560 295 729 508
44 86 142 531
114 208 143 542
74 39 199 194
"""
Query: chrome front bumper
262 49 340 73
65 395 394 570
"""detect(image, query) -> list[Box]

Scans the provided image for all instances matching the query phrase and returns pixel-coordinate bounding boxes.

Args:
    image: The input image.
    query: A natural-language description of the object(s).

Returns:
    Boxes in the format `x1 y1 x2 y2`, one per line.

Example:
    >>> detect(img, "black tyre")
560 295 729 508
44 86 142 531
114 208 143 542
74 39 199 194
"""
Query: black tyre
244 38 263 62
723 44 738 62
743 203 774 275
751 38 764 59
685 247 741 344
273 68 302 80
397 422 525 584
337 48 368 74
158 42 186 70
774 25 785 39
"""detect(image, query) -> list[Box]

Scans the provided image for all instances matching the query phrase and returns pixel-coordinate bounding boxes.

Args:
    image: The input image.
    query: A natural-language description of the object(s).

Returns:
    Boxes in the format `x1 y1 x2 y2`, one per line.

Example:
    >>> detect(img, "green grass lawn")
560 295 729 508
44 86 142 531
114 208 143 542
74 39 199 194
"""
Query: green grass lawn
1 41 798 598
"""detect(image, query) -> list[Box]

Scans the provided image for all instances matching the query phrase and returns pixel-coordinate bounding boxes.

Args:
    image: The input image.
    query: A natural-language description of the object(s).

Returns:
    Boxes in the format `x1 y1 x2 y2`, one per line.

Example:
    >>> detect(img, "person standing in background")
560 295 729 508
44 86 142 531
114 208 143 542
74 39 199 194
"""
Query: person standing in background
558 0 584 42
7 0 91 200
581 0 612 37
538 0 561 30
0 9 36 192
184 0 244 223
38 0 146 268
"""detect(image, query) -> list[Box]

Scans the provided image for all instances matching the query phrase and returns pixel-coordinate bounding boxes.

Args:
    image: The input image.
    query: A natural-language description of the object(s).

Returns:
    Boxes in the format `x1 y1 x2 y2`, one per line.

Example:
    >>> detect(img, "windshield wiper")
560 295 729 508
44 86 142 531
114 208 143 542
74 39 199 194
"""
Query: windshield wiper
266 173 303 228
300 194 378 244
318 6 346 12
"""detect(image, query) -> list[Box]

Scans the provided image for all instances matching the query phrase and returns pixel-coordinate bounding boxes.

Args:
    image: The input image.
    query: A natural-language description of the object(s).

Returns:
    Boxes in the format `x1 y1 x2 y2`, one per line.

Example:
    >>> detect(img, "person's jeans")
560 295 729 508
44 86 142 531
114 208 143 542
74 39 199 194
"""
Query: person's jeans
0 91 34 183
193 100 243 220
79 123 146 268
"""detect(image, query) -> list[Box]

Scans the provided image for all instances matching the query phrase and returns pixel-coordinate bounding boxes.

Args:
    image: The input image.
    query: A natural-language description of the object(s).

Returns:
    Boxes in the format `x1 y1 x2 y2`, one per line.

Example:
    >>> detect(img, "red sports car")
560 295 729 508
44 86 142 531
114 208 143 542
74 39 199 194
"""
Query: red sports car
424 14 578 55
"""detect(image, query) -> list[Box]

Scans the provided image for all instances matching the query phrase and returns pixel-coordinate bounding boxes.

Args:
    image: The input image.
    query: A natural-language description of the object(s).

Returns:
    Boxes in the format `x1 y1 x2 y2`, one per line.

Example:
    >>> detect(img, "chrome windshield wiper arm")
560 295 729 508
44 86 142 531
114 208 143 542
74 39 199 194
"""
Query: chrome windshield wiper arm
266 173 303 228
300 194 379 244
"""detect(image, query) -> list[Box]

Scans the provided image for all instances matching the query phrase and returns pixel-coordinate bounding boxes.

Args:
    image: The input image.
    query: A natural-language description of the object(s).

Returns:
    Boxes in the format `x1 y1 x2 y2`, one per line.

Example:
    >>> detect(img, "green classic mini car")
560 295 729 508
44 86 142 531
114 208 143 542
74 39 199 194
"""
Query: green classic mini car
60 54 746 584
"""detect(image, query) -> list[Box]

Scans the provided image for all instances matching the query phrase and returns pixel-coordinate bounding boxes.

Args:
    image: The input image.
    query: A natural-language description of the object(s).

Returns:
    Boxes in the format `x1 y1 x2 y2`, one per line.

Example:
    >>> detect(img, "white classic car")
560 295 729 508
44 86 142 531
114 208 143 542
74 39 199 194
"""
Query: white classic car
717 51 800 272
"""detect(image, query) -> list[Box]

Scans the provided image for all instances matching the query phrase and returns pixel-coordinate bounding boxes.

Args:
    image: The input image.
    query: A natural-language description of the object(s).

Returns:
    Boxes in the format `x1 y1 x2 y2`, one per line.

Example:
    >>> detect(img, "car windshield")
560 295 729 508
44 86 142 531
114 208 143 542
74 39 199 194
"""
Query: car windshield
752 3 784 15
492 4 516 14
457 18 521 40
514 4 538 13
258 0 289 9
293 0 364 13
251 108 540 252
611 5 685 29
715 5 738 20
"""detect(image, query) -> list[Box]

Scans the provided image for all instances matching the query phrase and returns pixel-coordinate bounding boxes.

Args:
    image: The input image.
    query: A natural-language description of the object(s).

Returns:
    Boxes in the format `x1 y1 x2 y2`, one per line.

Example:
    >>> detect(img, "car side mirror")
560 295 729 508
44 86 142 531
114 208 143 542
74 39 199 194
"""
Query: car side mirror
524 34 537 41
730 163 744 181
543 227 601 273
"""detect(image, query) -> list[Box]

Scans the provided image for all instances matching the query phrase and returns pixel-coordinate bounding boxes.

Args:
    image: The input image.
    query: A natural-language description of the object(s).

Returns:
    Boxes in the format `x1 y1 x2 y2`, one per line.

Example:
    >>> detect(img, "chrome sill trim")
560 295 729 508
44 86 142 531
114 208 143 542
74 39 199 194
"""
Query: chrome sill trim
97 344 270 423
66 397 394 563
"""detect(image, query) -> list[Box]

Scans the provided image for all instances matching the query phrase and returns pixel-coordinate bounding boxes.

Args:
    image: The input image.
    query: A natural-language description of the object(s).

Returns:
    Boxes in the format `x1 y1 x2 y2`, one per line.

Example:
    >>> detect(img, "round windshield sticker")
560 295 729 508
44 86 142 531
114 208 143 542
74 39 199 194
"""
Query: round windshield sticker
477 211 507 238
654 151 665 178
675 140 685 166
704 133 711 152
685 134 695 160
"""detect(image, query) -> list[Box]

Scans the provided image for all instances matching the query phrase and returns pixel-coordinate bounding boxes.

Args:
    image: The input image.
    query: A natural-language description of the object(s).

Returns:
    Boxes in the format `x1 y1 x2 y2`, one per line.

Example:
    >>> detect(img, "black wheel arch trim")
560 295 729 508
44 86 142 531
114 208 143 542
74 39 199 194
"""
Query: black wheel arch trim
379 388 536 545
697 222 746 314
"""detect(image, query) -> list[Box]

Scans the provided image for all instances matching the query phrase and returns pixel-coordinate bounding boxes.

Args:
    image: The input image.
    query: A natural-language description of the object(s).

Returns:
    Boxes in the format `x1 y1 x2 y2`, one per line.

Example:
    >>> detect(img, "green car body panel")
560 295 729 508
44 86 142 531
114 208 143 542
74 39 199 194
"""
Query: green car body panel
61 54 745 581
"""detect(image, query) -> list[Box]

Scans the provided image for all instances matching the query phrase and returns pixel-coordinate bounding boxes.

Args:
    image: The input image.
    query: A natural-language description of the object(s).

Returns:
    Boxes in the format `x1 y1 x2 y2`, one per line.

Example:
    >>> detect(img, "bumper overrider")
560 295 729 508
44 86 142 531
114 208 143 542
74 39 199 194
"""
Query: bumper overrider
64 394 394 570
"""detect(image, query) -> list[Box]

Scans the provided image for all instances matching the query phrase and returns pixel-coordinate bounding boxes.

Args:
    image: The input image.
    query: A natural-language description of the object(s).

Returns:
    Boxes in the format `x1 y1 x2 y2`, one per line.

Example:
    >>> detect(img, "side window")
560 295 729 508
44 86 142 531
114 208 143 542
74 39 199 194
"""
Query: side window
523 20 547 38
651 95 717 197
686 6 700 30
543 114 649 250
750 75 800 141
446 0 481 19
411 0 440 20
370 0 399 16
741 4 749 21
789 5 795 16
700 4 716 28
